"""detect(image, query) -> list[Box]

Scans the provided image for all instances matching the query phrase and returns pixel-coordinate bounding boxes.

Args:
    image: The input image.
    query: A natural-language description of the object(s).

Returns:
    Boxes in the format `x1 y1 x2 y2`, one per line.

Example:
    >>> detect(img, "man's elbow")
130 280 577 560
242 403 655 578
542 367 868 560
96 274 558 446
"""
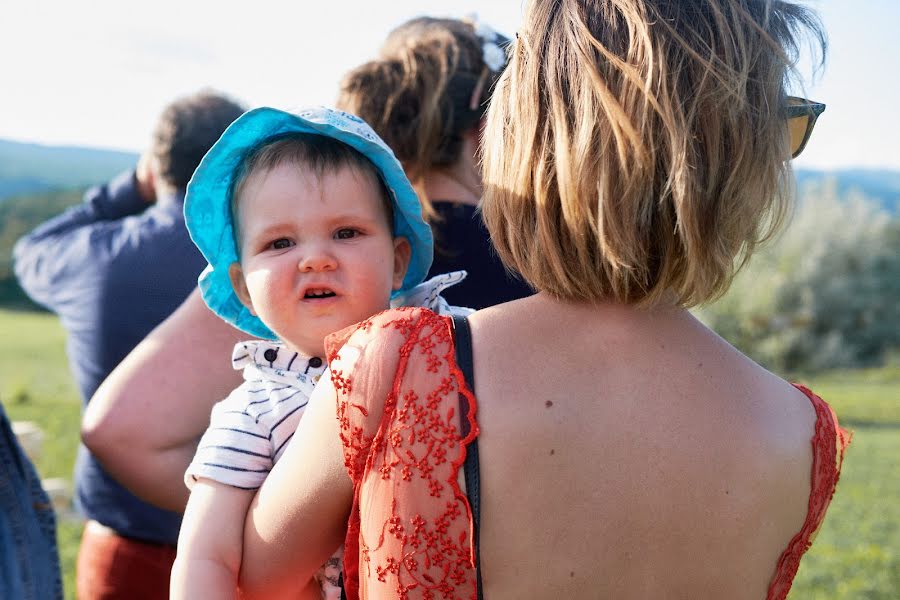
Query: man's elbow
13 241 59 307
12 244 38 293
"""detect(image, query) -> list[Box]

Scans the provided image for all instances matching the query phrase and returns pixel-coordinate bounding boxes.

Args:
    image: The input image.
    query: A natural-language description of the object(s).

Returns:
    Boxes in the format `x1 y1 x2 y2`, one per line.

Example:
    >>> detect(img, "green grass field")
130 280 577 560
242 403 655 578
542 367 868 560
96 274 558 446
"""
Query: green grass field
1 308 897 599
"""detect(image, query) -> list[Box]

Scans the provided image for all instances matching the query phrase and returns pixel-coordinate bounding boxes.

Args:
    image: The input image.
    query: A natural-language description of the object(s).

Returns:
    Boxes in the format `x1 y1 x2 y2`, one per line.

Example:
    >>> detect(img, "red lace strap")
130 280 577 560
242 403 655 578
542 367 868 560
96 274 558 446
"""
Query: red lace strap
326 308 480 600
765 384 852 600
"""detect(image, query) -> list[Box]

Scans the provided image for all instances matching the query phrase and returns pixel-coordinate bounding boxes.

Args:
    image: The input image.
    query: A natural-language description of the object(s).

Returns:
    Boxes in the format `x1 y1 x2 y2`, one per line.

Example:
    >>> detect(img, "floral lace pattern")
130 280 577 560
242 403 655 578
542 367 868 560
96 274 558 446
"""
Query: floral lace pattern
766 384 852 600
326 307 479 600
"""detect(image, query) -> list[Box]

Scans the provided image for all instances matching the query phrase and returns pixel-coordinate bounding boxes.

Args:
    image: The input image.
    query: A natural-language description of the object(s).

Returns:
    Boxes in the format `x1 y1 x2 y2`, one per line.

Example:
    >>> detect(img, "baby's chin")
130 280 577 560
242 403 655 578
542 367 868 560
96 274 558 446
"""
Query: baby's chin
281 303 394 357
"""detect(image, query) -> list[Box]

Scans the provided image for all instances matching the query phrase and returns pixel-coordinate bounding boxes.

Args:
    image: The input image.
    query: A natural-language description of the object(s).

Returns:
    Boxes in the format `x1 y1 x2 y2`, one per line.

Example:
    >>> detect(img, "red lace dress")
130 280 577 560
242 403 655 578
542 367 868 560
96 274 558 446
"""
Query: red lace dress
324 307 851 600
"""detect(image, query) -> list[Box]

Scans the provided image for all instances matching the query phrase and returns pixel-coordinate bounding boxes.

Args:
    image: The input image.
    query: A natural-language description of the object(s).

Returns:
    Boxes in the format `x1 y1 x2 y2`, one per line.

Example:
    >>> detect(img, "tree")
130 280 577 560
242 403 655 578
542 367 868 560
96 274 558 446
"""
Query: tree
697 178 900 372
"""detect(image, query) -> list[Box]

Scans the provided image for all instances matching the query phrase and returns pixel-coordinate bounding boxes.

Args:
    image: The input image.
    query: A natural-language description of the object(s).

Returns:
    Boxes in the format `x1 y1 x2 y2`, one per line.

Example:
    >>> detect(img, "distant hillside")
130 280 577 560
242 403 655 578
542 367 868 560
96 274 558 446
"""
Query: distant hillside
0 138 137 201
795 168 900 214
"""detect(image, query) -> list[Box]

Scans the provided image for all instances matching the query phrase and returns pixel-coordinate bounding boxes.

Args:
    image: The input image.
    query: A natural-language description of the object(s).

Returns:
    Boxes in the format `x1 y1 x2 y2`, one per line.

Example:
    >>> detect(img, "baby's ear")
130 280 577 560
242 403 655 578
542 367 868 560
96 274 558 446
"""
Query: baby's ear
228 262 256 315
391 237 412 291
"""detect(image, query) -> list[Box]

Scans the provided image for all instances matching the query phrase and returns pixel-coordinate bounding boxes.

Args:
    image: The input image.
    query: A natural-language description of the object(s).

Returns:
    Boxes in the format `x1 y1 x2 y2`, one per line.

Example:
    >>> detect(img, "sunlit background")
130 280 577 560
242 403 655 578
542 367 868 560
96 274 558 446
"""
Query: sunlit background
1 3 898 600
0 0 898 170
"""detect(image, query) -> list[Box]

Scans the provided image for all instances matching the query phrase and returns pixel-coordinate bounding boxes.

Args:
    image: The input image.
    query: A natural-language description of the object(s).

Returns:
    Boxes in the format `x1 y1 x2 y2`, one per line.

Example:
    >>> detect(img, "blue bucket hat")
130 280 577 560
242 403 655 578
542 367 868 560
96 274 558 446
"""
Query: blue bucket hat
184 106 434 340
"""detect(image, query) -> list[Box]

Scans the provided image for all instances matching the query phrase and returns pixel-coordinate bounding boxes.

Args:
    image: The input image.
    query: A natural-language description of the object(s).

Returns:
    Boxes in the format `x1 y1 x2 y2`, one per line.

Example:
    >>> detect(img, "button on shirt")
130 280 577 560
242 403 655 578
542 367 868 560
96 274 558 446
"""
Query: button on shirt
185 339 328 490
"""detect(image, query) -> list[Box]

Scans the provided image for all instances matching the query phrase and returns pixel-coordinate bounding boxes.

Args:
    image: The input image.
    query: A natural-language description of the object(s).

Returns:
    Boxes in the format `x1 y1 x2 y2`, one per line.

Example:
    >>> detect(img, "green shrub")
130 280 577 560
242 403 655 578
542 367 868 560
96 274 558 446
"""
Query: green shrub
698 179 900 372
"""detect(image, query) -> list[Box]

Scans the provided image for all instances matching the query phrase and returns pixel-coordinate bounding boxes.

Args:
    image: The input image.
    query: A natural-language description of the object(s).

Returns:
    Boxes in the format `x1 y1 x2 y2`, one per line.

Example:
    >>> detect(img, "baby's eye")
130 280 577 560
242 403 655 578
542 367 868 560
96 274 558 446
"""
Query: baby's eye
335 228 360 240
269 238 293 250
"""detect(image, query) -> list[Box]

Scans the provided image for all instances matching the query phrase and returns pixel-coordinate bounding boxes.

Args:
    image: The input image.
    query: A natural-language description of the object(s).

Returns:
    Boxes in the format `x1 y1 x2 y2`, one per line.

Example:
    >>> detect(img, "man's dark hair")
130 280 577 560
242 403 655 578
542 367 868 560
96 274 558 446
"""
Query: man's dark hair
151 90 246 189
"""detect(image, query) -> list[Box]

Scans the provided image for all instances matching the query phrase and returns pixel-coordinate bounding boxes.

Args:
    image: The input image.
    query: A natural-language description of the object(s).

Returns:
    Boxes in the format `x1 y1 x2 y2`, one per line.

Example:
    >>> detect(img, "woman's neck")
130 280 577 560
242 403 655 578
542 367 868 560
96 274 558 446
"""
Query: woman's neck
422 169 481 207
422 132 482 207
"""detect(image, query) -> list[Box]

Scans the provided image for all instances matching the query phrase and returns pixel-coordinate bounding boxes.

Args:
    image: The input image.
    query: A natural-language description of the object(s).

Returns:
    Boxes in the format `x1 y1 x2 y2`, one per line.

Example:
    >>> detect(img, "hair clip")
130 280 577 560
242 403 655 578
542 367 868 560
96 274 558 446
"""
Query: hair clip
472 21 507 72
467 18 508 110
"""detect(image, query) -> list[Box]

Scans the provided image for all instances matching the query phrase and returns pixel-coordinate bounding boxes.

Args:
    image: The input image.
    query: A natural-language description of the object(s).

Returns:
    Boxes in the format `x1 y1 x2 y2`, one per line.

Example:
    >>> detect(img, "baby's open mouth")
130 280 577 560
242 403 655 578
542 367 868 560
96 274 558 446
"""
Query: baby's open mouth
304 288 336 299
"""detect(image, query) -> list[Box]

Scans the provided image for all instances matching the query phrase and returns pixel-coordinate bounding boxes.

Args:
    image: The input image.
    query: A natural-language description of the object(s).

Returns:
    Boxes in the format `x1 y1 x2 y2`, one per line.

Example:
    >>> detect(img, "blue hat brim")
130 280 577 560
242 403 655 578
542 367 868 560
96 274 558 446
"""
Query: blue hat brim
184 107 433 339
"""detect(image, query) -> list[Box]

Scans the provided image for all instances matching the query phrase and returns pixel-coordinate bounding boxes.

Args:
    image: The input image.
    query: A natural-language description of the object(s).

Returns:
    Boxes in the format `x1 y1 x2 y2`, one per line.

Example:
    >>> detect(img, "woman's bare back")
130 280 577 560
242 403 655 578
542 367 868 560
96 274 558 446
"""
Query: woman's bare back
467 293 817 599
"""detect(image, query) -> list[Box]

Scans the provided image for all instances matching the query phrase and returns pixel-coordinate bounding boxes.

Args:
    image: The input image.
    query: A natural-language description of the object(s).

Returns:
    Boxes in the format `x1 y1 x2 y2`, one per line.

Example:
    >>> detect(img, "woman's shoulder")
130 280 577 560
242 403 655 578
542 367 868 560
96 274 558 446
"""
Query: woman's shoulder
325 307 448 361
324 308 453 414
737 366 850 464
324 306 464 485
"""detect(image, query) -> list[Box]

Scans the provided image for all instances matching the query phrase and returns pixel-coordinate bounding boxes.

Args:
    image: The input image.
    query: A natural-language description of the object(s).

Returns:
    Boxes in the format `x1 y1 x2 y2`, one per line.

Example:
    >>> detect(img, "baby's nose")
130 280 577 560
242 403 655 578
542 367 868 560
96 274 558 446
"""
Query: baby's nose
297 245 337 272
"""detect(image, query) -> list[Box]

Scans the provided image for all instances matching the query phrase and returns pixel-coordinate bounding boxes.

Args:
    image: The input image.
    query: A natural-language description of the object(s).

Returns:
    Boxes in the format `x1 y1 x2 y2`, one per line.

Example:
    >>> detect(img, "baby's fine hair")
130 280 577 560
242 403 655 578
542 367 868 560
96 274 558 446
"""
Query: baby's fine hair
482 0 825 307
231 133 394 246
336 17 510 220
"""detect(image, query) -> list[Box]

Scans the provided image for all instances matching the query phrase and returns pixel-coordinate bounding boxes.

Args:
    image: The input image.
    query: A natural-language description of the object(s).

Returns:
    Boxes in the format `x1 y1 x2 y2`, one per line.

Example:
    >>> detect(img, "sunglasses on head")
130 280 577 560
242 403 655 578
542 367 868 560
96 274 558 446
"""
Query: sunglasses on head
785 96 825 159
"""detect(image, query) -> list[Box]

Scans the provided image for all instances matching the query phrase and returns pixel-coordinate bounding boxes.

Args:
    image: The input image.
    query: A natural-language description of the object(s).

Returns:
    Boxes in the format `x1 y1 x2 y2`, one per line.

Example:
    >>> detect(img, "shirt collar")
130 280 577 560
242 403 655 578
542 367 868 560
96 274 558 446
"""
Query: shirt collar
231 339 325 378
391 270 468 312
155 188 186 209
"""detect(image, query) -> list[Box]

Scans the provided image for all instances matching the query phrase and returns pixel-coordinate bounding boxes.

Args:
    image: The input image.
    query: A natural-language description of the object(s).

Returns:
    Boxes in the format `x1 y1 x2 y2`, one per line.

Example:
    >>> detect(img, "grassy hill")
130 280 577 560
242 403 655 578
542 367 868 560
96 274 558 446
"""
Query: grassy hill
0 138 137 201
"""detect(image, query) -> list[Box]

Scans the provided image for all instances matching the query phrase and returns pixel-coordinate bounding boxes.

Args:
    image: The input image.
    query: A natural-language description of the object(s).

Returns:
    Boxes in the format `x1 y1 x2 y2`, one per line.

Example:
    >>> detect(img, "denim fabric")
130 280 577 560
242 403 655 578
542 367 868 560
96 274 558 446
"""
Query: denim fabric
0 403 63 600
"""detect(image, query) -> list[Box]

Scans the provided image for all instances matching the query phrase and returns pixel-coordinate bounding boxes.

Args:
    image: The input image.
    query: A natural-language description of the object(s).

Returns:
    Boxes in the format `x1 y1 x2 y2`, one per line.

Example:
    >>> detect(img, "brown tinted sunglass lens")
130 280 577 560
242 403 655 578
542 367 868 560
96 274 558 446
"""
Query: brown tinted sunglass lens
788 113 810 158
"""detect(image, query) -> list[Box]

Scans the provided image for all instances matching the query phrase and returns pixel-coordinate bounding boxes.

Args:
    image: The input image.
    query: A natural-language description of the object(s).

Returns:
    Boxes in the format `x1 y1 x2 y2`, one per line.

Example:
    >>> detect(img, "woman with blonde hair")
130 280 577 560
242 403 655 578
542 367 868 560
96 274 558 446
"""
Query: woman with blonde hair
238 1 849 598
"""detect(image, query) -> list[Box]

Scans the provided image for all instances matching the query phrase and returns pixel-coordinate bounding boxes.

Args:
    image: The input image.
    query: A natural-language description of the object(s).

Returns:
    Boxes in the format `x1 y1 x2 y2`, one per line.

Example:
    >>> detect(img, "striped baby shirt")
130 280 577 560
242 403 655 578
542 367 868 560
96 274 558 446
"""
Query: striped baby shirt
185 339 326 490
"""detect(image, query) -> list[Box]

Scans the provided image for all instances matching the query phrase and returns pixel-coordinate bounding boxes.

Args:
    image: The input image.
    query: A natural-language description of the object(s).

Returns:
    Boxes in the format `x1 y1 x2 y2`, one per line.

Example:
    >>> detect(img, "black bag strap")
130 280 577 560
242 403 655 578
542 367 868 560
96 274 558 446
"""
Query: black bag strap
452 314 483 599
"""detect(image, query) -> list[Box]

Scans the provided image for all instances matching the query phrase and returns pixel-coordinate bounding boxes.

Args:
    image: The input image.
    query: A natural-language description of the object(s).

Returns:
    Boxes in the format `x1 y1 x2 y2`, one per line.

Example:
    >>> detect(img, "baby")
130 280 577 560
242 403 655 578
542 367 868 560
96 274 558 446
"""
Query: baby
170 107 469 599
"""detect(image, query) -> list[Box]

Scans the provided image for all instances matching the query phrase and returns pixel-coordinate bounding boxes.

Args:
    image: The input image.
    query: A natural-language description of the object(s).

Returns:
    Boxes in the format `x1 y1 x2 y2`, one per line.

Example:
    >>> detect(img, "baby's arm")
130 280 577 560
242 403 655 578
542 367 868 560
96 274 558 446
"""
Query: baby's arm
171 479 255 600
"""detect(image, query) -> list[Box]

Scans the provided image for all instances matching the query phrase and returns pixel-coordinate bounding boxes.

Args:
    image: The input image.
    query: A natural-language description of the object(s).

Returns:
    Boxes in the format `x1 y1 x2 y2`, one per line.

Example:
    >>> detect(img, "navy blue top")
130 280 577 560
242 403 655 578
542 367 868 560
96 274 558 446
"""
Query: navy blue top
14 170 206 544
427 201 533 310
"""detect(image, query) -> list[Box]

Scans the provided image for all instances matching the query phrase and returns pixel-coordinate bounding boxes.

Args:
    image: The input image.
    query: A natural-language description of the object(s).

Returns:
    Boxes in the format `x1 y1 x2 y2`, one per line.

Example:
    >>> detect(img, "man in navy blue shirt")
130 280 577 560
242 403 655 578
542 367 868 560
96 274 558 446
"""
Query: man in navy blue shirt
14 91 245 600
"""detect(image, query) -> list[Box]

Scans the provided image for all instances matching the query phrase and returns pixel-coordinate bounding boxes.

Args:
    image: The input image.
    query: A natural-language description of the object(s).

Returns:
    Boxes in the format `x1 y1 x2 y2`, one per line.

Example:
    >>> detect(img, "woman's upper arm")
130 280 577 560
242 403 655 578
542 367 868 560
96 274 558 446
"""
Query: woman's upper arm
239 372 352 597
238 308 431 596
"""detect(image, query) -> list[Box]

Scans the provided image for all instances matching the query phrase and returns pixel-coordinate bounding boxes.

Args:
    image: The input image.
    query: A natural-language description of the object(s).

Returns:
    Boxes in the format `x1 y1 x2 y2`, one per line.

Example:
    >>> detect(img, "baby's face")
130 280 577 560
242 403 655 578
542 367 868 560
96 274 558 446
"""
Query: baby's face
229 162 410 356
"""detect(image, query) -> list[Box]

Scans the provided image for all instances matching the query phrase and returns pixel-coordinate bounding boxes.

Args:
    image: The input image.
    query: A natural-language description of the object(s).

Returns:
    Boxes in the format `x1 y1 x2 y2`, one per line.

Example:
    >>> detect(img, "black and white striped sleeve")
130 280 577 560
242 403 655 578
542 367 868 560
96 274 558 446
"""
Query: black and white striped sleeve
184 384 274 490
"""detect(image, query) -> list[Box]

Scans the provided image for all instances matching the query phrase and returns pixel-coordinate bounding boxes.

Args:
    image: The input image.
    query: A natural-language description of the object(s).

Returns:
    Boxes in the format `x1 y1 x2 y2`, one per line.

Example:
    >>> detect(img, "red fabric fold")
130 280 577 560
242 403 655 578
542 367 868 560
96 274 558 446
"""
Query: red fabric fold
765 384 852 600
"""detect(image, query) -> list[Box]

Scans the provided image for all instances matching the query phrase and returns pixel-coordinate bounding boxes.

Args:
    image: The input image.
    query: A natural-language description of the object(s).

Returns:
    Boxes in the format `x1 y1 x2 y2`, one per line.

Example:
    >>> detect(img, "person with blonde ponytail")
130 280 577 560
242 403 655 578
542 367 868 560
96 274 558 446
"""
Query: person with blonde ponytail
240 2 850 599
337 17 534 309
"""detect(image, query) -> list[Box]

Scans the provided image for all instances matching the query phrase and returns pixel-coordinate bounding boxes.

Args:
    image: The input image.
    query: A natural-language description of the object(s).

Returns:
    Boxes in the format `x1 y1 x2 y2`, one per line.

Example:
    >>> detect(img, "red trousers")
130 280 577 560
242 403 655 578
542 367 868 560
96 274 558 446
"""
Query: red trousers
76 520 177 600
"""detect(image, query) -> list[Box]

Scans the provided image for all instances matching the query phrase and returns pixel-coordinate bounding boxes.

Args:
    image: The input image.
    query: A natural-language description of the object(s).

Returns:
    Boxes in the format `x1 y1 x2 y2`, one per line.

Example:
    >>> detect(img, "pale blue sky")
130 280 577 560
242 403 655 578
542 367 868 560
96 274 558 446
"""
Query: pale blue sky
0 0 896 170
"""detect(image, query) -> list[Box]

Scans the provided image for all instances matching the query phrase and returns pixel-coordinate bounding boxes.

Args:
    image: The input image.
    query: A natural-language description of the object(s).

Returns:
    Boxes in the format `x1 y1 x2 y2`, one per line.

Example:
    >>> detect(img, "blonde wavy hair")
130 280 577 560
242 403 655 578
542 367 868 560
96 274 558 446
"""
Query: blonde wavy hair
481 0 825 306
